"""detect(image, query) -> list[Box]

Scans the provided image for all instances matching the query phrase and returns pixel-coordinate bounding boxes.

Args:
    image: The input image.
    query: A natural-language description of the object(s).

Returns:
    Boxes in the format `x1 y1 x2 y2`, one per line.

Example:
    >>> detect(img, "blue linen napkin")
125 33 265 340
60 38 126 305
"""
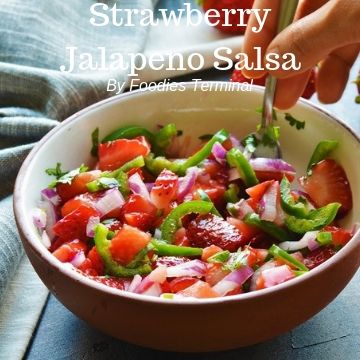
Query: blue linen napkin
0 0 157 357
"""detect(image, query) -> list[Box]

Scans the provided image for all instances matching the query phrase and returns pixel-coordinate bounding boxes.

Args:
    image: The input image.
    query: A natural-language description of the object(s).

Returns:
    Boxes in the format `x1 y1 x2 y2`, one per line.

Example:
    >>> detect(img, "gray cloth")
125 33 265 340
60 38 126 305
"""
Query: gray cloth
0 0 157 303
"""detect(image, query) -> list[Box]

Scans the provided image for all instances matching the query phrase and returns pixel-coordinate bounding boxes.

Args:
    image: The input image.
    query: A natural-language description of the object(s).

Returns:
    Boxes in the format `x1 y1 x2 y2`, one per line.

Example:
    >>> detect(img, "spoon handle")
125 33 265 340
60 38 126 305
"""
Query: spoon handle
261 0 300 130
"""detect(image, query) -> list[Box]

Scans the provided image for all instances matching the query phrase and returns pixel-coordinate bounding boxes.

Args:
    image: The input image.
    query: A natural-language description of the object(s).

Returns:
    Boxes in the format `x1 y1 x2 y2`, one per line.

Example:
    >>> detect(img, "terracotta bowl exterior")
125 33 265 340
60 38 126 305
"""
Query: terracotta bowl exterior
14 84 360 352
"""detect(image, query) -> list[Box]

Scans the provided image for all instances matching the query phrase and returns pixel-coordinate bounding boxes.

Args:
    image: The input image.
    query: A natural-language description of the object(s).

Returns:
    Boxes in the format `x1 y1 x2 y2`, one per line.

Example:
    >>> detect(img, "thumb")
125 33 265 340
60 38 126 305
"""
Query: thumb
266 0 360 78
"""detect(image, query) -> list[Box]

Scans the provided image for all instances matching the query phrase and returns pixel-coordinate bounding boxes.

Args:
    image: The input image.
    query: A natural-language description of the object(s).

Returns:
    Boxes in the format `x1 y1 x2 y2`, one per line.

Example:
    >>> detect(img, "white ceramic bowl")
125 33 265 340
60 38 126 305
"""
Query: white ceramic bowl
14 83 360 352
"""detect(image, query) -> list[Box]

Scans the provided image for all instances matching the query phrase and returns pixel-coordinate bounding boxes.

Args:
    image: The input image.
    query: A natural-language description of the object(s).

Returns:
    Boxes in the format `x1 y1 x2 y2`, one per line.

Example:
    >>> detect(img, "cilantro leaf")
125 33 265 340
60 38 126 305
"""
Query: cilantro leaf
91 127 100 157
284 113 305 130
48 164 88 188
45 163 67 180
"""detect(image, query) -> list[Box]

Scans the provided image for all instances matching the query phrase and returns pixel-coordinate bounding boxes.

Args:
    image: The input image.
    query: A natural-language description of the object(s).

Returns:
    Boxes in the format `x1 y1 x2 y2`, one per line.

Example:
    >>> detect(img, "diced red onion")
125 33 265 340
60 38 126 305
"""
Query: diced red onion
128 274 143 293
177 167 199 200
32 208 47 229
230 134 241 148
145 182 154 192
211 142 227 165
141 283 163 297
250 260 277 291
38 200 59 240
149 266 167 283
134 266 167 295
40 231 51 249
233 199 254 220
259 182 278 222
166 260 207 278
41 188 61 206
308 237 321 252
212 266 254 296
228 168 241 181
128 173 150 201
279 231 319 252
275 184 286 226
95 188 124 217
86 216 100 237
70 251 86 267
261 265 295 288
250 158 296 174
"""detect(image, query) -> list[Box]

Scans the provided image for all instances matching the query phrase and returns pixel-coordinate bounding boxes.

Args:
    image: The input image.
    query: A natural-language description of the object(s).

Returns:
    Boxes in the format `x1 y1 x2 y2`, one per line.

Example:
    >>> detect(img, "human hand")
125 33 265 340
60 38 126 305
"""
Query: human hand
243 0 360 109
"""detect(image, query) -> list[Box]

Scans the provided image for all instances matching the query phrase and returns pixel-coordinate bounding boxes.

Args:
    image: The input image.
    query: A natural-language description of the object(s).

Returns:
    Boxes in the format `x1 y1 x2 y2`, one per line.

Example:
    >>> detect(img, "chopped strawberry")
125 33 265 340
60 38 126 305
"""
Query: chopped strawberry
150 169 178 211
227 217 260 243
187 214 247 251
193 182 227 209
57 171 100 202
201 0 254 35
300 159 353 217
155 256 190 268
77 259 97 275
109 224 151 266
53 205 99 241
87 276 130 290
201 245 223 262
304 247 337 269
202 160 228 185
178 280 219 298
98 136 150 171
246 180 274 202
173 227 191 247
169 277 199 293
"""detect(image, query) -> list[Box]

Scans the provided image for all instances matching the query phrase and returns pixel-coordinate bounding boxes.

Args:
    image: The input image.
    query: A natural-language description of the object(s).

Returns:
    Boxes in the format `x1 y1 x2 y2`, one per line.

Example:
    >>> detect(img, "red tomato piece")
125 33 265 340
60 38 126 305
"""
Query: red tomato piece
169 277 199 293
201 245 223 262
98 136 150 171
124 213 154 231
87 246 105 275
246 180 274 202
205 263 228 286
53 205 99 241
52 239 87 263
109 224 151 266
178 280 219 298
121 194 157 217
325 226 353 247
57 171 100 202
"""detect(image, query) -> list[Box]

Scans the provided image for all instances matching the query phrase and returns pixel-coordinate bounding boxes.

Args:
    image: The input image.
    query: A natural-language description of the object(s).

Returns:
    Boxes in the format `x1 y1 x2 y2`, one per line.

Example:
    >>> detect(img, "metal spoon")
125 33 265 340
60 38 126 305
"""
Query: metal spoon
252 0 300 159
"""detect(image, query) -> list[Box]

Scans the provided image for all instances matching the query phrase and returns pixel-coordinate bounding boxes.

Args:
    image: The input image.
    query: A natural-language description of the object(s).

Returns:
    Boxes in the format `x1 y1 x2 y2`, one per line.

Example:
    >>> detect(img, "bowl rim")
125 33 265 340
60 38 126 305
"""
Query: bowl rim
14 82 360 306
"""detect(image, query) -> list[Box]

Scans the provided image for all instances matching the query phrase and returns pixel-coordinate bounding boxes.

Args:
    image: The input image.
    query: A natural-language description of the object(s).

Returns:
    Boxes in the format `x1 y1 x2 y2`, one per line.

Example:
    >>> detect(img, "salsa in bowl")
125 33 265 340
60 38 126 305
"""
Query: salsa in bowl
33 123 355 299
14 84 360 351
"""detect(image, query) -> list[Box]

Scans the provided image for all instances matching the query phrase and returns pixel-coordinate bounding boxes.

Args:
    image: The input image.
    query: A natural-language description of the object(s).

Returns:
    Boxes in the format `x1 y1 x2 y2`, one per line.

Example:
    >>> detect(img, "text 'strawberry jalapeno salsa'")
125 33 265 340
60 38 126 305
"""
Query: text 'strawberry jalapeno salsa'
33 123 355 299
